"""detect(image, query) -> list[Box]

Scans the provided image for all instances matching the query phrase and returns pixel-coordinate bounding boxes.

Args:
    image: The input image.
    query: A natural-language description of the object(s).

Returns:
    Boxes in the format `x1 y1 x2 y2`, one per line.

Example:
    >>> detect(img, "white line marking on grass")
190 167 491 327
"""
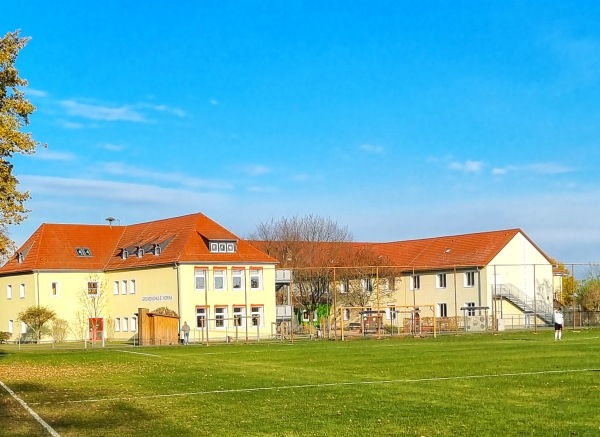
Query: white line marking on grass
115 350 160 357
35 368 599 406
0 380 61 437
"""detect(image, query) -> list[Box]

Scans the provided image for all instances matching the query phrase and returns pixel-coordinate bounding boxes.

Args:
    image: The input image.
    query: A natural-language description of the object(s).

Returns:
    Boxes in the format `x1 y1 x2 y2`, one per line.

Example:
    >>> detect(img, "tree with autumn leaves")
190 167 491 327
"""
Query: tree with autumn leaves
0 30 42 261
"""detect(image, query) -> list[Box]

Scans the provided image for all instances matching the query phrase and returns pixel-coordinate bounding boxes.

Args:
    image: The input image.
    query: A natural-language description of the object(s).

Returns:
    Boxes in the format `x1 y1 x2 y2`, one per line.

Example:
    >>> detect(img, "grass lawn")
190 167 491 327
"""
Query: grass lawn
1 329 599 437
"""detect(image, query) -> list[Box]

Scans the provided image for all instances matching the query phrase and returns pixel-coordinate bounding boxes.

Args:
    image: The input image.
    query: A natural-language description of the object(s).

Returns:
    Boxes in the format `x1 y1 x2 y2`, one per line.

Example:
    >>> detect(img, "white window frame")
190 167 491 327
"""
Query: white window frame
251 306 264 327
250 269 262 290
410 275 420 291
232 269 244 290
131 316 137 332
339 280 349 294
436 273 447 289
51 282 59 297
233 306 245 328
343 308 350 321
113 281 120 295
7 284 12 299
87 281 99 296
195 269 207 291
19 283 25 299
213 269 227 291
8 319 14 334
121 280 128 295
437 303 448 318
21 321 27 334
196 307 208 329
123 317 129 332
386 305 397 320
362 278 373 293
130 279 136 294
215 306 227 329
465 301 476 316
115 318 121 332
464 271 476 288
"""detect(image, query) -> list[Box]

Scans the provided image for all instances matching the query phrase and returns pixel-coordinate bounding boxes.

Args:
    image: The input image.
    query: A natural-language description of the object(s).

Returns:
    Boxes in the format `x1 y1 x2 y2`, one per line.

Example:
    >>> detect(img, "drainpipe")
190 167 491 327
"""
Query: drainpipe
477 267 482 316
175 263 181 330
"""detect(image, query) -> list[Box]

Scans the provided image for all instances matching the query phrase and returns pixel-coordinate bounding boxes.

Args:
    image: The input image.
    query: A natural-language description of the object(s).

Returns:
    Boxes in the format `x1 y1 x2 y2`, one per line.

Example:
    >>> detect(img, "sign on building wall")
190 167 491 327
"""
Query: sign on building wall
141 294 174 302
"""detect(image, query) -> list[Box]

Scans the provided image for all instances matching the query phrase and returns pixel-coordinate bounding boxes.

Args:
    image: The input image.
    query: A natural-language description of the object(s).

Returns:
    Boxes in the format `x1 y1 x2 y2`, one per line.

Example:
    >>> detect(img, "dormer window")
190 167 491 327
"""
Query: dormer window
17 252 24 264
209 241 237 253
122 249 128 260
137 247 144 258
154 244 161 256
75 247 92 257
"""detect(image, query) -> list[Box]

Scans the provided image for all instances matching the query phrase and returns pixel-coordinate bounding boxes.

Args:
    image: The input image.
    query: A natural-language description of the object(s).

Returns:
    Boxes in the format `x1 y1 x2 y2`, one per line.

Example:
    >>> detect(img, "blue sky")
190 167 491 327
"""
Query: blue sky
2 1 600 262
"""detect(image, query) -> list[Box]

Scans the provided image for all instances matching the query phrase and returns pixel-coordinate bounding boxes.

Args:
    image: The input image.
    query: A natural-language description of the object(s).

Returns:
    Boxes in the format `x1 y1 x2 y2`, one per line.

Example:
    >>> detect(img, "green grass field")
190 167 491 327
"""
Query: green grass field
1 330 599 437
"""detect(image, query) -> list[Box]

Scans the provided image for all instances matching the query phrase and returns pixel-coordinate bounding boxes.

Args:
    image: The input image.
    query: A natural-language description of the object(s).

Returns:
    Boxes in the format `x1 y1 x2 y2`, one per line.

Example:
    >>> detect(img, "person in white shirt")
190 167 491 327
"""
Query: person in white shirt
553 308 564 341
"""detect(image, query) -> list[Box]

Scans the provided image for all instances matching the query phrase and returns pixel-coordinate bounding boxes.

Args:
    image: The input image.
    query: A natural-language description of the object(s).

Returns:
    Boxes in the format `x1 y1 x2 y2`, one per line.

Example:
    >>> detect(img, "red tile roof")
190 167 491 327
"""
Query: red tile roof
249 228 552 271
0 213 277 274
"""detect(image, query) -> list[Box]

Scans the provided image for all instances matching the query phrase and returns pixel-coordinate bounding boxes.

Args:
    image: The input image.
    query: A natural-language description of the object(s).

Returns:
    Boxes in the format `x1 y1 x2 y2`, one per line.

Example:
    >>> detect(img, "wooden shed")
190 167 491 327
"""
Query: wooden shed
138 307 180 346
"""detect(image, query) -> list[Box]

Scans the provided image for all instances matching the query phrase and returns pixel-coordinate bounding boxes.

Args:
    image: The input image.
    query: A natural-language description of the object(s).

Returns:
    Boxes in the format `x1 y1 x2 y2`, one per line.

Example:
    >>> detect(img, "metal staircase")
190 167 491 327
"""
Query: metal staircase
492 283 554 324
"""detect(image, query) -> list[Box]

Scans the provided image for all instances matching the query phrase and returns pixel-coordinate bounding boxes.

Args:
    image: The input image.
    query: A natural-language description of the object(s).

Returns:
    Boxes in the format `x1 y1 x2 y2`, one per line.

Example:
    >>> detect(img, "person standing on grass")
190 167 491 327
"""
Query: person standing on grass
181 321 190 345
553 308 564 341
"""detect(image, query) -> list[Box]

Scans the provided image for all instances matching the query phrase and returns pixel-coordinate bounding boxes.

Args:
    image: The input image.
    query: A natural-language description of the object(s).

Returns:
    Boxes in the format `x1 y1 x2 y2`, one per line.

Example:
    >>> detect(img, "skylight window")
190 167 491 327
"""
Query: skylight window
75 247 92 257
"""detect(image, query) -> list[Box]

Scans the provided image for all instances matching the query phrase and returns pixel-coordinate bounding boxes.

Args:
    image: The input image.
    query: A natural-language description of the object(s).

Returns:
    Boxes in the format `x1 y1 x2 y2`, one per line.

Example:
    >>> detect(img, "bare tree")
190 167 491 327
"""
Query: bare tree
250 214 353 325
77 274 109 339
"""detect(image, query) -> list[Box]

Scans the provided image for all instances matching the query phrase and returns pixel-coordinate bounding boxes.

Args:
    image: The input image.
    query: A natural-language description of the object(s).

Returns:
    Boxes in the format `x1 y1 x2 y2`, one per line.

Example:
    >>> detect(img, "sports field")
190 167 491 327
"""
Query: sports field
1 330 599 437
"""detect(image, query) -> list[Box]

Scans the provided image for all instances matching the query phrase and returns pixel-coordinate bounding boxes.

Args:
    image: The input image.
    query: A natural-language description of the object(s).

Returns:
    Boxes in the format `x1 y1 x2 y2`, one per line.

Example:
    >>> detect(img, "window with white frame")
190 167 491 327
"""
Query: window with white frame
387 305 397 320
8 319 13 334
213 269 226 291
250 269 262 290
464 271 476 288
20 321 27 334
121 280 128 295
195 269 207 291
436 273 447 289
130 279 136 294
115 318 121 332
410 275 420 291
233 306 245 327
343 308 350 321
87 282 99 296
113 281 120 295
339 280 349 294
51 282 59 297
196 307 208 328
215 306 227 328
251 306 263 327
232 269 244 290
465 302 475 316
123 317 129 332
131 316 137 332
362 278 373 292
19 283 25 298
437 303 448 318
7 284 12 299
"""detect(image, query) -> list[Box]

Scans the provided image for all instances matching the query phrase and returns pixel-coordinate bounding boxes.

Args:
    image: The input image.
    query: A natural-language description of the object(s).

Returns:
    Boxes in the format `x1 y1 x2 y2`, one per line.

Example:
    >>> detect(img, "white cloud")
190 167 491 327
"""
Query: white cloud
60 100 146 122
58 120 85 129
526 162 573 175
21 175 229 206
359 144 384 154
247 185 279 193
102 143 125 152
448 160 483 173
140 103 186 117
241 165 271 176
24 88 48 97
33 149 76 161
99 162 233 190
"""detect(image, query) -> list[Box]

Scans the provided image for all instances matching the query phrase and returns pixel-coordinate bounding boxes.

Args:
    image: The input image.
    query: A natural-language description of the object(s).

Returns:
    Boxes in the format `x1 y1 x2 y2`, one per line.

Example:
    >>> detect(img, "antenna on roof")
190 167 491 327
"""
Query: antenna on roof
105 217 119 228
